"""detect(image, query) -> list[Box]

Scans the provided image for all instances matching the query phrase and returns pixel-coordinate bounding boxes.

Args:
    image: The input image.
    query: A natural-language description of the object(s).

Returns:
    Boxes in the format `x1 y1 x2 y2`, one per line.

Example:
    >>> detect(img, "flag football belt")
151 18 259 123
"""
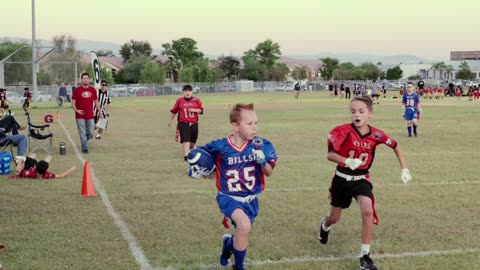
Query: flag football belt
335 171 368 181
219 192 257 203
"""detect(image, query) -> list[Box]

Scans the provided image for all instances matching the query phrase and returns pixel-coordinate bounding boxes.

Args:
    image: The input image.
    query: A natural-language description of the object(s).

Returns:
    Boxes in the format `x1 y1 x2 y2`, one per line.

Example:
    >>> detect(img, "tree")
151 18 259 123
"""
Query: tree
431 61 447 80
360 62 382 80
217 56 240 81
291 65 308 80
254 39 281 68
385 66 403 80
95 50 115 57
319 57 339 80
119 56 151 83
407 75 421 80
445 65 454 80
240 54 266 81
52 34 76 54
120 40 152 63
267 63 289 81
332 67 352 80
83 64 114 85
179 65 195 82
140 61 166 84
455 67 476 81
161 37 204 71
0 41 32 85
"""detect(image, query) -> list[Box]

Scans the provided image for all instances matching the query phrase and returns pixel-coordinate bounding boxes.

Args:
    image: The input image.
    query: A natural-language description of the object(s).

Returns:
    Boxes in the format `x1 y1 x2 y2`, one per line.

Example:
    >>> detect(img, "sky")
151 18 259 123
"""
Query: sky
1 0 479 60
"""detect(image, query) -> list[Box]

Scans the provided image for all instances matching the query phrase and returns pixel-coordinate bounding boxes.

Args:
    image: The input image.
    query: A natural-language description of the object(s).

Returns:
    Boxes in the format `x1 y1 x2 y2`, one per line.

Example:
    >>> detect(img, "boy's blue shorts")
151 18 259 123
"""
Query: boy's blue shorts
216 193 259 224
404 108 418 121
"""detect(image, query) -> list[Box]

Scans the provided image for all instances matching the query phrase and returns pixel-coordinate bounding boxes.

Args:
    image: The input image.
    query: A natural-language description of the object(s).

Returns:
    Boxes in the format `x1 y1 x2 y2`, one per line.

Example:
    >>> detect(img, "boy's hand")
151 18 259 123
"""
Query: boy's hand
401 168 412 184
345 158 363 170
252 149 267 166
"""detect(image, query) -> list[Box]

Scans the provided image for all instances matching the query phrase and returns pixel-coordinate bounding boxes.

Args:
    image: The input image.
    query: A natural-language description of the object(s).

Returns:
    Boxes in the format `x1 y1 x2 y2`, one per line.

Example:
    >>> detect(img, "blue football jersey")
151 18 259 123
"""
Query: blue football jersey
402 93 420 110
201 136 277 196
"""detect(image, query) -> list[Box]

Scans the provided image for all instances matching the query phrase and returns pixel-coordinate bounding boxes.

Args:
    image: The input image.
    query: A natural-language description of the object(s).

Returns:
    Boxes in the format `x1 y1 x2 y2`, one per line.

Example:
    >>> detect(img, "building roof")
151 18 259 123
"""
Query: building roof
451 51 480 61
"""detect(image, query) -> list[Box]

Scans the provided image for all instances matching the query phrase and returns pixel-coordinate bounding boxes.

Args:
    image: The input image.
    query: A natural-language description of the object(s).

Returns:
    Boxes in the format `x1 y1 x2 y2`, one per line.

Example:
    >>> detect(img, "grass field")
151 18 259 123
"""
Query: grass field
1 91 480 270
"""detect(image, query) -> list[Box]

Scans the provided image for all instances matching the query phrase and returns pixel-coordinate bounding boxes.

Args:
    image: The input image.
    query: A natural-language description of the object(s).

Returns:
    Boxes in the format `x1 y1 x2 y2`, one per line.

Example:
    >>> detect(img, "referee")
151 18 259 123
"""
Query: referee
94 80 111 139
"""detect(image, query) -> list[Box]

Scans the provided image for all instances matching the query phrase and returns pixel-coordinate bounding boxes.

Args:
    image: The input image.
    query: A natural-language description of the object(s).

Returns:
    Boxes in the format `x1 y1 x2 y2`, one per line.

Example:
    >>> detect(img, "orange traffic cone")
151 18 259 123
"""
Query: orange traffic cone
81 162 96 197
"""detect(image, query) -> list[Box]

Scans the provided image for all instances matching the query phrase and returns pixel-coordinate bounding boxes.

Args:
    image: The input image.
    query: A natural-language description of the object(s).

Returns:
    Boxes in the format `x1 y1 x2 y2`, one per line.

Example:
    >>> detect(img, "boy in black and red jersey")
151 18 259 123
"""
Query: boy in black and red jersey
22 87 33 115
168 85 204 161
318 96 412 270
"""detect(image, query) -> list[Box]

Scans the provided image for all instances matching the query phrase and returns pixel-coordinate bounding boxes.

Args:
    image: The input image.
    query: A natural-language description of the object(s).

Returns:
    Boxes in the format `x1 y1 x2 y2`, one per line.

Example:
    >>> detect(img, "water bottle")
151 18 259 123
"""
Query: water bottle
59 142 66 155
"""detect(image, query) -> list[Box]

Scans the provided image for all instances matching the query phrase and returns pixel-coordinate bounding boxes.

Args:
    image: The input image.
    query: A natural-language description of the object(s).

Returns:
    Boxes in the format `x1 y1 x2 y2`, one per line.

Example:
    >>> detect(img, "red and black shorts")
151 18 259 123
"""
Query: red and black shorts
23 100 30 108
329 174 373 209
178 122 198 144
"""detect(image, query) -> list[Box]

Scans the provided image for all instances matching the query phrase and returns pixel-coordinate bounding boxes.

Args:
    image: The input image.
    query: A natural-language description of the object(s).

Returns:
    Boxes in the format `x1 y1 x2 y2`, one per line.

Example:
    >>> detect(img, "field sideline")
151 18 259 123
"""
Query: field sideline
1 91 479 270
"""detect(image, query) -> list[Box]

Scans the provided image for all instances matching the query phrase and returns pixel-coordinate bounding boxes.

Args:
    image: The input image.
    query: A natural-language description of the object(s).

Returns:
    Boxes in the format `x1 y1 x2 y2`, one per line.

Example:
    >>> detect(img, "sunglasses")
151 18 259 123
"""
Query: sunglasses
101 84 108 86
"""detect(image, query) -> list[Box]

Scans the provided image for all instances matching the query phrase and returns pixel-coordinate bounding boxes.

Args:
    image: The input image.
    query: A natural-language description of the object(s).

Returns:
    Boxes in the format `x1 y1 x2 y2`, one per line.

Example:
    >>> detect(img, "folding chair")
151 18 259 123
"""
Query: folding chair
0 138 14 160
27 114 53 154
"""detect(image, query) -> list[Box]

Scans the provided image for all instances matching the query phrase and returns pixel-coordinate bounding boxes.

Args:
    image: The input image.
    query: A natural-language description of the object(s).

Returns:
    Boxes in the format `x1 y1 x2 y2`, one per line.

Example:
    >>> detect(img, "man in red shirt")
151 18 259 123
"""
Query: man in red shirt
318 96 412 270
168 85 204 161
72 73 102 154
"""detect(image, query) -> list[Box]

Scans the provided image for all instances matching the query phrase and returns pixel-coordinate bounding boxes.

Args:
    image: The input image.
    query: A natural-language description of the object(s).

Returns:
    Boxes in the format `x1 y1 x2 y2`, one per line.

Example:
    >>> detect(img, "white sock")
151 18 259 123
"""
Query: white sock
361 243 371 256
321 219 331 231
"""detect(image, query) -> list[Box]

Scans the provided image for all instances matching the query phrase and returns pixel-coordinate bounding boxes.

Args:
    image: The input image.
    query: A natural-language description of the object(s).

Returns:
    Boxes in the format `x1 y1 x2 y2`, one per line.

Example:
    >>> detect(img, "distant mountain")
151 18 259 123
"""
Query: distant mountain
0 36 162 56
285 53 431 65
2 36 431 65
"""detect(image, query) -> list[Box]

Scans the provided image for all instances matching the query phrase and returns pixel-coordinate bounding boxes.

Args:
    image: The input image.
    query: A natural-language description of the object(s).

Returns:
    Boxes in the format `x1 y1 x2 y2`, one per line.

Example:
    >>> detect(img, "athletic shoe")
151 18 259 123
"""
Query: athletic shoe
318 217 329 244
95 134 102 140
184 156 188 162
408 134 412 137
360 253 378 270
82 149 88 154
219 234 233 267
414 132 418 137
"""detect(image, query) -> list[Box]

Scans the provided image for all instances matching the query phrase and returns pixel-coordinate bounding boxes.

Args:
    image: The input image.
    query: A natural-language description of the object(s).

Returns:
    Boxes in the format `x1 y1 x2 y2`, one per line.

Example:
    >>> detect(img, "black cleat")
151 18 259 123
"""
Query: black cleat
318 217 330 244
360 253 378 270
184 156 188 162
414 132 418 137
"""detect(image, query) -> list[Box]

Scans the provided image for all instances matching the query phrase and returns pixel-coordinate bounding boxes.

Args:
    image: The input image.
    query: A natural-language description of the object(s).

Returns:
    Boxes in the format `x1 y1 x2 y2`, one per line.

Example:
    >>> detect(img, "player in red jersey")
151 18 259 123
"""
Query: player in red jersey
168 85 204 161
9 154 77 179
474 89 480 100
318 96 412 270
22 87 33 115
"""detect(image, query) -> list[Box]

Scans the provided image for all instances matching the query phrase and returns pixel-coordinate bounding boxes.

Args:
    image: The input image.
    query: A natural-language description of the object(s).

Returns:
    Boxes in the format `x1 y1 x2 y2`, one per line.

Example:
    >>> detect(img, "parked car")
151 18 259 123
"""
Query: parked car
35 91 53 102
6 92 23 104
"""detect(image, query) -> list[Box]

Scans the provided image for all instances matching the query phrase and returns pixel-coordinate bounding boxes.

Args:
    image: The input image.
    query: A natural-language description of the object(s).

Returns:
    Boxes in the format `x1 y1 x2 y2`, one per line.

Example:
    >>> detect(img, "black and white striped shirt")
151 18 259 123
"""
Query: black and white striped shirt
94 90 111 116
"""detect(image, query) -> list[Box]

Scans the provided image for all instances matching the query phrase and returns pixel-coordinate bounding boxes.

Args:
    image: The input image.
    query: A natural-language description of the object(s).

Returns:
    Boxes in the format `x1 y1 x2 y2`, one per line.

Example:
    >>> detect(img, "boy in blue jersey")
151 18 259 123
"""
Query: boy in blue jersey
199 103 277 270
402 82 422 137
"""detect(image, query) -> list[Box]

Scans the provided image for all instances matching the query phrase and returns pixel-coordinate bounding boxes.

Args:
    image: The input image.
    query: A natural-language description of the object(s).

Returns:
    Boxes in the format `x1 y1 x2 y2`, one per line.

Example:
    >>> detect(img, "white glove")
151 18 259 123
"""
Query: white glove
401 168 412 184
345 158 363 170
252 149 267 166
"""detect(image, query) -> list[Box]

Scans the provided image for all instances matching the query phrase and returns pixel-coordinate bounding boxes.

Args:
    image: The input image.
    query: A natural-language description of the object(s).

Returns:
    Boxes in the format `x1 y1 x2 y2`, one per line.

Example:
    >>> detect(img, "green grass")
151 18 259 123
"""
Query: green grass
1 91 480 269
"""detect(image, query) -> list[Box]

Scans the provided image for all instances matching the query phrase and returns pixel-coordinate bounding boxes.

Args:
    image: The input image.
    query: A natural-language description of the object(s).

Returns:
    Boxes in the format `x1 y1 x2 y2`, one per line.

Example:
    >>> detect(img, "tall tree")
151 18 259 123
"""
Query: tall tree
161 37 204 71
385 66 403 80
455 65 476 80
140 61 166 84
360 62 382 80
267 63 289 81
291 65 308 80
120 56 151 83
52 34 76 54
217 56 240 81
0 41 32 85
319 57 339 80
254 39 281 68
120 40 152 63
